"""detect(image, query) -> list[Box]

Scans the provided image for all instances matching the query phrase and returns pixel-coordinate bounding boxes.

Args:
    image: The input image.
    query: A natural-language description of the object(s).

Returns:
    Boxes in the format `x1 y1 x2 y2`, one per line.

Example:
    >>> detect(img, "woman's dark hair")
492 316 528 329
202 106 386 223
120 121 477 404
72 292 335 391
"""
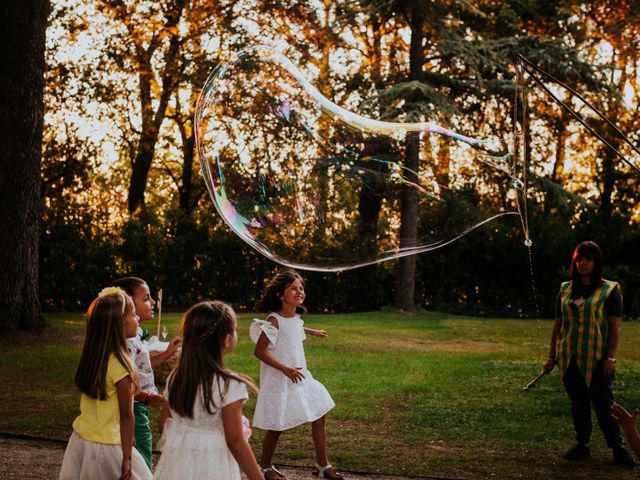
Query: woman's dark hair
111 276 147 297
255 269 307 314
570 241 604 287
167 301 257 418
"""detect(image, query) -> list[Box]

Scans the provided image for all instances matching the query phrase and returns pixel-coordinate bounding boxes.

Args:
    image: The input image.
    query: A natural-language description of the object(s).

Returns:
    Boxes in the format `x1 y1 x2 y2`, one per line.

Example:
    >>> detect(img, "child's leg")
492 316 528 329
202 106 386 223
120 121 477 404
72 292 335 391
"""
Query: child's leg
260 430 282 468
312 416 345 479
311 415 329 466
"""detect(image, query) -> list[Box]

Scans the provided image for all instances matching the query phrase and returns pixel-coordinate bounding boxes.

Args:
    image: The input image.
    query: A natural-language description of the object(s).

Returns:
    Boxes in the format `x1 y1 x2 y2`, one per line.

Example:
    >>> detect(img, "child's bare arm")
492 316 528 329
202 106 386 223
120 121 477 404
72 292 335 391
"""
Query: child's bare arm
303 327 327 338
150 337 182 367
116 375 135 480
612 403 640 459
134 390 167 410
159 402 171 433
543 317 562 373
222 400 263 480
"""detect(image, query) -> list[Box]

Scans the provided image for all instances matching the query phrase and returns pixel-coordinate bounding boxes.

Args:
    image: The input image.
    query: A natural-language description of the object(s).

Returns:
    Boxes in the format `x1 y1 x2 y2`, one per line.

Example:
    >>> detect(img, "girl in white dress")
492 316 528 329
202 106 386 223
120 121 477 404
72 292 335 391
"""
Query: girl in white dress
154 301 263 480
251 269 345 480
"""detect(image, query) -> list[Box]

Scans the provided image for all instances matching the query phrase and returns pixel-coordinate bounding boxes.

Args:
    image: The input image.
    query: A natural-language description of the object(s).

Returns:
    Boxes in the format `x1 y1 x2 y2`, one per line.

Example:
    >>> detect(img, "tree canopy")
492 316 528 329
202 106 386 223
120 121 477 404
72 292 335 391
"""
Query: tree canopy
31 0 640 321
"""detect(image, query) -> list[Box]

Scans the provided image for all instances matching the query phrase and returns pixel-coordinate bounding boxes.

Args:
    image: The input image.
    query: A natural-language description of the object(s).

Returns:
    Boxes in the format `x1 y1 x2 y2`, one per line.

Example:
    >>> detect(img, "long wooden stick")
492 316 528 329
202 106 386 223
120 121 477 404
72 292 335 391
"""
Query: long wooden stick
156 289 163 337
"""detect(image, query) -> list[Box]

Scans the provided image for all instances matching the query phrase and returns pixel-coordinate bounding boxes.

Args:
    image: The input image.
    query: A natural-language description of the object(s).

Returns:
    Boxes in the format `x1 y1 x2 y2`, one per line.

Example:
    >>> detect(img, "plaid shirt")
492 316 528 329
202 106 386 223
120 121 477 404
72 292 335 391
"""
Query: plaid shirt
556 279 618 385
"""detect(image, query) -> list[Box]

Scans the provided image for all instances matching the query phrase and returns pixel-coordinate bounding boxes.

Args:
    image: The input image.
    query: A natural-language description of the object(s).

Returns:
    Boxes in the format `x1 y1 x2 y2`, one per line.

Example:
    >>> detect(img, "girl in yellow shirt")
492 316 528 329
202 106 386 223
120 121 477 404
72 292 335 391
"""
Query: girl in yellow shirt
59 287 152 480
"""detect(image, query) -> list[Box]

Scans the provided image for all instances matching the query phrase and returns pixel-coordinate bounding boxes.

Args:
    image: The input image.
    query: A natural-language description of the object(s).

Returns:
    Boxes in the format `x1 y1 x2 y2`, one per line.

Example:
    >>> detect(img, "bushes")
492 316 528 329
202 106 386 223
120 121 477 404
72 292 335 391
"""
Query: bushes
40 203 639 318
413 203 640 319
40 211 118 311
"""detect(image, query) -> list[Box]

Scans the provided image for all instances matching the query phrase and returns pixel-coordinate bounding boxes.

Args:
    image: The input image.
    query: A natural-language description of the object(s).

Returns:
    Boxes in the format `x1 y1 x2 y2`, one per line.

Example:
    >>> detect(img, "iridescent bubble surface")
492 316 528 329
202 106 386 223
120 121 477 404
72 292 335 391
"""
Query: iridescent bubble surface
196 45 527 271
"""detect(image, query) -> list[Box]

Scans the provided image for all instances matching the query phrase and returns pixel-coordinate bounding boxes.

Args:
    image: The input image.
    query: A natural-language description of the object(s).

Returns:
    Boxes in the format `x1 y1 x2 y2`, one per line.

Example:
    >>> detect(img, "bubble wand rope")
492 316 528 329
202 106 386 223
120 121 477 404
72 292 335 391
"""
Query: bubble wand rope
513 64 541 315
512 61 530 245
156 289 163 338
516 53 640 176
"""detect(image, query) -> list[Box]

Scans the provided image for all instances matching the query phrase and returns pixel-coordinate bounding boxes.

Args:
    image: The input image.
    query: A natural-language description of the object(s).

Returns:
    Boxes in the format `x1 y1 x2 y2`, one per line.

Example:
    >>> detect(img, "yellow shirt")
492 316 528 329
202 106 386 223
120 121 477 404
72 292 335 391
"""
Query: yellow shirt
72 354 130 444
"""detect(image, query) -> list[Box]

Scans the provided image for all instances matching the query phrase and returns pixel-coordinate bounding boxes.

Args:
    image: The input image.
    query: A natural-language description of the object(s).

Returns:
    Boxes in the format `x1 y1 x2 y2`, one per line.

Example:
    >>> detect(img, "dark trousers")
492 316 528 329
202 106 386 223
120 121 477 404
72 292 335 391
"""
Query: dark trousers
563 357 622 448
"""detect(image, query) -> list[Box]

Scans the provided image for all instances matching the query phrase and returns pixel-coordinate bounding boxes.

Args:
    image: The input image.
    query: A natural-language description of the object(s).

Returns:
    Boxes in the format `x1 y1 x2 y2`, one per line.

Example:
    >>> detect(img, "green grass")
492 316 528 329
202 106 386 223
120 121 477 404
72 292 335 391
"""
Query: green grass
2 311 640 479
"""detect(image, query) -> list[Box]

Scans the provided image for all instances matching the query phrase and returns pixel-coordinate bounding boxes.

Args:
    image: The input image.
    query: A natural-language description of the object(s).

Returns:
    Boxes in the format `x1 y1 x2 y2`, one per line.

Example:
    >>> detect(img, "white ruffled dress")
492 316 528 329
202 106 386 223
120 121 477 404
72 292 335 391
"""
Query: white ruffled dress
58 433 152 480
250 312 335 431
154 377 249 480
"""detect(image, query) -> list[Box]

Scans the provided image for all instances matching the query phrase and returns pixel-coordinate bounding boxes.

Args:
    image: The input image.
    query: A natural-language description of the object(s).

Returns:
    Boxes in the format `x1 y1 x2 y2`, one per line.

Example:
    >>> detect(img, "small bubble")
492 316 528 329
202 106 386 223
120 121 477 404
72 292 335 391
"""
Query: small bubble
524 238 532 247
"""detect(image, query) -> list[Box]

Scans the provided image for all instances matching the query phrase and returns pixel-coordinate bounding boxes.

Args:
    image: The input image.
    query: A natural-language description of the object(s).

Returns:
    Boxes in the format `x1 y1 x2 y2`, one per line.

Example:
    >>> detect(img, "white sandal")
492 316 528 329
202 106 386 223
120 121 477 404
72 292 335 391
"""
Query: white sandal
261 465 286 479
312 463 344 479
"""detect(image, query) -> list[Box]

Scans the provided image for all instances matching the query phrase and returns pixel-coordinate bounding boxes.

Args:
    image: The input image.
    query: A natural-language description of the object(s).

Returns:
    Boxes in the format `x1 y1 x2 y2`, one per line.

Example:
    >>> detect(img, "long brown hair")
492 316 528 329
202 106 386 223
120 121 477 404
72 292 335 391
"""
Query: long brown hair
75 292 138 400
167 301 257 418
255 269 307 314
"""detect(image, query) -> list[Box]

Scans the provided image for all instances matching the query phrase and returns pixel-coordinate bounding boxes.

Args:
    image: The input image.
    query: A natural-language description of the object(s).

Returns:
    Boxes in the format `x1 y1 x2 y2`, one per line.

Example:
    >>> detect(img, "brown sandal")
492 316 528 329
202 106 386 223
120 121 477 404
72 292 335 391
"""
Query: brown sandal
312 464 345 479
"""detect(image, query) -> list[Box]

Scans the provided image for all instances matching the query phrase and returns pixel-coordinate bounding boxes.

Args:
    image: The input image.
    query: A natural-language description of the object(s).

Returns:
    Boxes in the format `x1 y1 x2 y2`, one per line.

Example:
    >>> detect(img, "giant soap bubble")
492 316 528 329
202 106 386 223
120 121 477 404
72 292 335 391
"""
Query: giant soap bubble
196 45 527 271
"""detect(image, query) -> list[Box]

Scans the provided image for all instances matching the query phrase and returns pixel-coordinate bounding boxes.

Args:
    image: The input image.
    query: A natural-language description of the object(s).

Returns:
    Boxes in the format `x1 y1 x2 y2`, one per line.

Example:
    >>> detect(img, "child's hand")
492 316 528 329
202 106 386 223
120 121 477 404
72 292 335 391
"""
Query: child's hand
147 393 168 410
612 402 639 431
120 458 131 480
542 357 555 373
305 328 327 338
280 365 305 383
242 415 252 440
166 336 183 355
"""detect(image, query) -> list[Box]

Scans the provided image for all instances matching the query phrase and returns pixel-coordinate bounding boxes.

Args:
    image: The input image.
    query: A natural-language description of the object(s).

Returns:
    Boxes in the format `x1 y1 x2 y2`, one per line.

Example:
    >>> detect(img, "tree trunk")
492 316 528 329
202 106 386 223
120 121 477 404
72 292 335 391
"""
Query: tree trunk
394 132 420 312
543 117 567 215
127 1 186 214
549 93 571 185
357 139 389 251
0 0 50 331
393 3 423 312
128 138 156 214
550 124 566 184
600 139 617 222
435 136 451 189
355 15 387 254
179 132 196 213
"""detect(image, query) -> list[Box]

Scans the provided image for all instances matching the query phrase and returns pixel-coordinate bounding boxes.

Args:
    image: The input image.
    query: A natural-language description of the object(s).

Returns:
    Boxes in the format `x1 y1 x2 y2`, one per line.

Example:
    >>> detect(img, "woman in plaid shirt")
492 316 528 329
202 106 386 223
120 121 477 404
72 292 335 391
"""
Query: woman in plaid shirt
543 241 634 467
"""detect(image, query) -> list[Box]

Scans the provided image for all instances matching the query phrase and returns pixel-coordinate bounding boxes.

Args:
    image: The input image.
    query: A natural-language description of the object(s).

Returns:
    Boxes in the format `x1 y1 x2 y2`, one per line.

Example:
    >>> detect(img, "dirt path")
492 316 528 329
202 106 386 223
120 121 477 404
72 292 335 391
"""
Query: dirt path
0 434 440 480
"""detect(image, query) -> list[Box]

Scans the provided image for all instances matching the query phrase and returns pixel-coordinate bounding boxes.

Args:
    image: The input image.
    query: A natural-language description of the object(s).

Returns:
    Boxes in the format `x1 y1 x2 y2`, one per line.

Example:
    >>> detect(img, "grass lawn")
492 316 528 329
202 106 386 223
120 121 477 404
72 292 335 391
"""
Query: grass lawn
2 310 640 479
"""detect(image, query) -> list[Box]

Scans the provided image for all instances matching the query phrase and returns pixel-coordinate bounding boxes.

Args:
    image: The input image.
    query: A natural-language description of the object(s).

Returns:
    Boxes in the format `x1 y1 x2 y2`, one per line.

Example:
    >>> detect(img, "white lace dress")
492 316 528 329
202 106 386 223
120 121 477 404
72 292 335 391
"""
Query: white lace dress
250 312 335 431
154 377 248 480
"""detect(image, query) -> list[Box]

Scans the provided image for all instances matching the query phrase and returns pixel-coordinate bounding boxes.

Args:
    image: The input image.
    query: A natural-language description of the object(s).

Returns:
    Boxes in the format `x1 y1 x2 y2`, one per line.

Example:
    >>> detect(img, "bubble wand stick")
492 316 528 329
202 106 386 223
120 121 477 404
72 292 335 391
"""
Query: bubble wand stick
156 289 163 338
523 370 548 392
